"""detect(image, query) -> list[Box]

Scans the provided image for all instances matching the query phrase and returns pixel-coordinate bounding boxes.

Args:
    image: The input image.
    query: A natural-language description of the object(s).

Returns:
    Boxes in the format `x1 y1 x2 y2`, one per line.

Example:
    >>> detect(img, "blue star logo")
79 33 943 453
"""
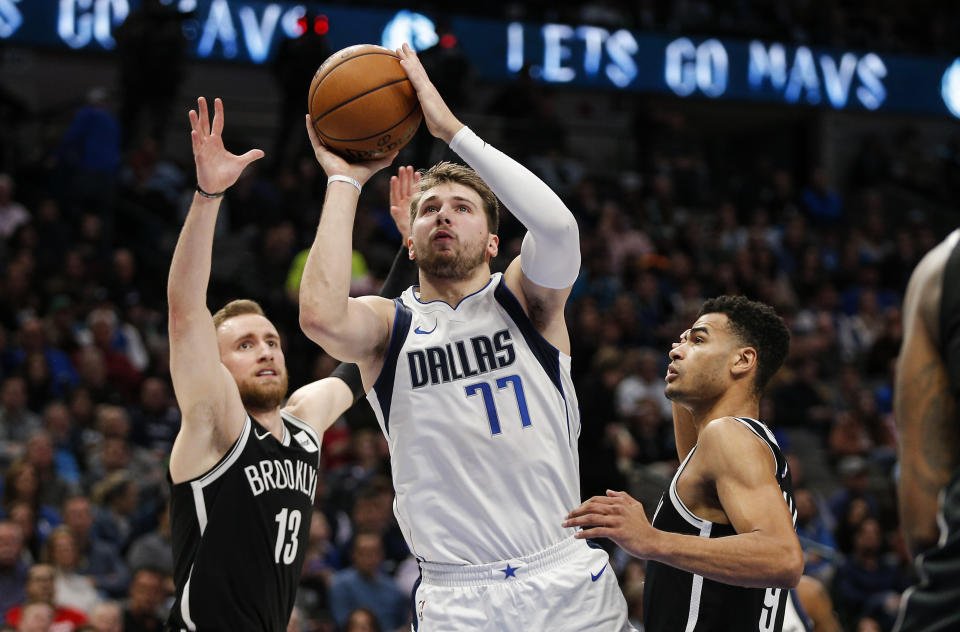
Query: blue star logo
500 564 518 579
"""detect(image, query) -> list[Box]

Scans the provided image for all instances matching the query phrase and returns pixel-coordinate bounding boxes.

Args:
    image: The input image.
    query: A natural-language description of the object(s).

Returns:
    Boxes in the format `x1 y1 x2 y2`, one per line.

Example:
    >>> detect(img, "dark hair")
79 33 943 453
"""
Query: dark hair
698 295 790 395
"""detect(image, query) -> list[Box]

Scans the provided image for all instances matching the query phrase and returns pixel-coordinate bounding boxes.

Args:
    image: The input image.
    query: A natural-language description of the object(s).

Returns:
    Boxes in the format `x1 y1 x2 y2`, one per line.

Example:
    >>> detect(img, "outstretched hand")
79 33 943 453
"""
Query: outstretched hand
189 97 264 194
563 490 657 559
389 165 421 246
396 43 463 143
305 115 397 186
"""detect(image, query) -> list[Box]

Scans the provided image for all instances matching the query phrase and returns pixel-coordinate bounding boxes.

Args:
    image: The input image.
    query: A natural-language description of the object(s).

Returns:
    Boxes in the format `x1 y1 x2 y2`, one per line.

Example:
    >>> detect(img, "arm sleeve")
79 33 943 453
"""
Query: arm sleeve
329 245 417 403
449 126 580 289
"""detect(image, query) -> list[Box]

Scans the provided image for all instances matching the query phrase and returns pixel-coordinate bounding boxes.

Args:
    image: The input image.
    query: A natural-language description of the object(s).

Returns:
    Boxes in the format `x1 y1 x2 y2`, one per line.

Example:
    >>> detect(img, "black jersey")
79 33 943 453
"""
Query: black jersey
895 231 960 632
643 417 796 632
168 411 321 632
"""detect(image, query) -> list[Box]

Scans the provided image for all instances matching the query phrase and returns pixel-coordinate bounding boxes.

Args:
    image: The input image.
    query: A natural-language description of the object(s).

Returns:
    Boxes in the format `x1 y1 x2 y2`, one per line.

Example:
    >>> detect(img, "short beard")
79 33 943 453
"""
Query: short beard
238 373 288 412
416 243 487 280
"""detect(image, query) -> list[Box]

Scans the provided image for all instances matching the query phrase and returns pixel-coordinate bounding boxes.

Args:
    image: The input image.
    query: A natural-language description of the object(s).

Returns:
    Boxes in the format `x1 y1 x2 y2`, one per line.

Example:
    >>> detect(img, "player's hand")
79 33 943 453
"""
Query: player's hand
189 97 264 195
396 43 463 143
305 115 397 186
563 490 657 559
390 165 420 246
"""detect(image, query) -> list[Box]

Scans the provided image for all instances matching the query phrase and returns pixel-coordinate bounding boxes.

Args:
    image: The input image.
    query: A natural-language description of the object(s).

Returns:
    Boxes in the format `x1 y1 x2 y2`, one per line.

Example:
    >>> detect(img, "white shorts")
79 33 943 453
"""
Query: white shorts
411 536 636 632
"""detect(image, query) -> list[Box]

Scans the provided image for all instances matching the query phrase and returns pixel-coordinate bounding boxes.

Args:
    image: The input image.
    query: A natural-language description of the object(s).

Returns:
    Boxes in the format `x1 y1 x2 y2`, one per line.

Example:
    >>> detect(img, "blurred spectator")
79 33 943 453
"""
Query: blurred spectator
125 503 171 578
128 379 178 455
86 601 122 632
827 456 879 535
7 318 79 400
4 563 87 630
0 174 29 242
43 526 100 613
616 348 671 421
24 432 74 510
794 487 837 581
60 496 129 598
832 517 904 628
0 520 28 616
344 607 381 632
16 602 54 632
40 404 82 489
114 0 185 149
121 567 164 632
0 378 42 465
2 462 59 539
90 473 138 554
328 533 406 631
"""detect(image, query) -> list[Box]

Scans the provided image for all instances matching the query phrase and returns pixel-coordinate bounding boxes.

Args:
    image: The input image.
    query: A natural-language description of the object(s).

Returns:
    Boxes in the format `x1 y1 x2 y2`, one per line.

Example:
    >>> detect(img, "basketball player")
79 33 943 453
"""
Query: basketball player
299 44 633 630
166 97 412 632
892 229 960 631
565 296 802 631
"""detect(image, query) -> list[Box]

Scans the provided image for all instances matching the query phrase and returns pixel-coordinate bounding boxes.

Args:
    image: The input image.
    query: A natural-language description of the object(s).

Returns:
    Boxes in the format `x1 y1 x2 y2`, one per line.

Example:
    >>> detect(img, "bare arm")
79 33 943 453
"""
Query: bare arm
796 575 842 632
298 119 397 368
283 378 354 436
396 44 577 352
168 97 264 481
895 231 960 555
565 419 803 588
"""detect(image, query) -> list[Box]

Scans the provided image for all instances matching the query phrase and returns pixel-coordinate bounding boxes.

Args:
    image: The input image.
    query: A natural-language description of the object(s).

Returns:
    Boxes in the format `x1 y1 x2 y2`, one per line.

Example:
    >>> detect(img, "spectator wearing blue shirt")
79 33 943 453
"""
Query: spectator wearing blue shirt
329 533 407 631
0 520 28 617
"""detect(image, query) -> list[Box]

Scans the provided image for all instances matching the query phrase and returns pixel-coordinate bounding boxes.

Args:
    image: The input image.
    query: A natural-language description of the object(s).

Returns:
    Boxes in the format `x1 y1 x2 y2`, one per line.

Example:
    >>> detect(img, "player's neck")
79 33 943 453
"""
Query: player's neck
248 406 284 437
416 266 491 307
690 389 759 432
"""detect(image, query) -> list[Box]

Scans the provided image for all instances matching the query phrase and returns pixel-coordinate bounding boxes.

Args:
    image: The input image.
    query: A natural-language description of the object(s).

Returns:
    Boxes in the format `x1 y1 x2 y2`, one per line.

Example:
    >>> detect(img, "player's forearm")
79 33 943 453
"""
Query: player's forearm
167 194 221 317
648 528 803 588
299 183 360 336
449 128 579 288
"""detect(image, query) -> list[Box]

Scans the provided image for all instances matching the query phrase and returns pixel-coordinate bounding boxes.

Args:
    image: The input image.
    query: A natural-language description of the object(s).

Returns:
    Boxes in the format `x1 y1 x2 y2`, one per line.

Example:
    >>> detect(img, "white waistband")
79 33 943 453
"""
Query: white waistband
418 536 582 587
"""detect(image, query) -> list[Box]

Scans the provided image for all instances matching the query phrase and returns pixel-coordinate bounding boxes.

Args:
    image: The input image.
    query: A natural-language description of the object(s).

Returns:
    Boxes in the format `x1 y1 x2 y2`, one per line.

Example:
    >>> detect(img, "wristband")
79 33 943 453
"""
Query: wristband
196 185 225 199
327 174 362 193
330 363 365 404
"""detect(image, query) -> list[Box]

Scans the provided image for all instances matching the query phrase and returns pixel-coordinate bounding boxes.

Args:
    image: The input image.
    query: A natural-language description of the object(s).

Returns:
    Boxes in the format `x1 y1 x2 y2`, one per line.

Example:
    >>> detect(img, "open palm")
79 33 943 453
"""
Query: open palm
189 97 264 194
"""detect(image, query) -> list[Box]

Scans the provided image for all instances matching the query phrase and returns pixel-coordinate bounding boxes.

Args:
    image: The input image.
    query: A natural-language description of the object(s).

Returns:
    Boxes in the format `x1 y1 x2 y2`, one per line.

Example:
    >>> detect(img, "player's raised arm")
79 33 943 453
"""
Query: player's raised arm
397 43 580 351
167 97 263 472
286 170 421 433
299 123 397 369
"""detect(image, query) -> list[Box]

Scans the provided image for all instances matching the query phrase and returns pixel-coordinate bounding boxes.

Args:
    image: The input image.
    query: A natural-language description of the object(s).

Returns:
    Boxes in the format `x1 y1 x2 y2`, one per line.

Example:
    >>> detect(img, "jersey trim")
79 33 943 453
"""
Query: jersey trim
734 417 782 477
373 299 413 435
684 523 713 632
280 410 322 466
410 276 495 310
190 416 252 534
492 280 563 393
181 565 197 631
669 447 710 530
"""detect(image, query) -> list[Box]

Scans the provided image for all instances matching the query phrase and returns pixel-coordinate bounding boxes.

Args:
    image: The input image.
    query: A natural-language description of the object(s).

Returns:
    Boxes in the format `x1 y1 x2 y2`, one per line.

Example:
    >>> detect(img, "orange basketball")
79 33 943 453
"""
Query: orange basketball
308 44 422 161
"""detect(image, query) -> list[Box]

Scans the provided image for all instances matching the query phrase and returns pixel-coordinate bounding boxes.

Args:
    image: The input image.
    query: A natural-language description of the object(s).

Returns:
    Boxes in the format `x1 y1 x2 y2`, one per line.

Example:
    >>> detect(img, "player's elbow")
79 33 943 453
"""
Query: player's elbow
775 541 804 589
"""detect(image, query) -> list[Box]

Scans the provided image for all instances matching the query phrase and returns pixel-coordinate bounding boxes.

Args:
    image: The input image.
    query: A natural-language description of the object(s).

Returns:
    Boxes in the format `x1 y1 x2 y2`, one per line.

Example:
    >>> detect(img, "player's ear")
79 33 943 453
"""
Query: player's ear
487 234 499 258
731 346 757 378
407 236 416 260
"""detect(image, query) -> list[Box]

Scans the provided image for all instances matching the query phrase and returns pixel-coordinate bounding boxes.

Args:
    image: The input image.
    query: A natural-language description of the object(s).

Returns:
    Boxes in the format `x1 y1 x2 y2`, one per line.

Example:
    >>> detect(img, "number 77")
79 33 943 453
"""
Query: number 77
465 374 532 436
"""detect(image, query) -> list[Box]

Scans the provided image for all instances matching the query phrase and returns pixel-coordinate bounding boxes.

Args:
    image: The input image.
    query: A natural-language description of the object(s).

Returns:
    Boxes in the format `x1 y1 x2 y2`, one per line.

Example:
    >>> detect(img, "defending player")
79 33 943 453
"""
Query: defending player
892 229 960 631
565 296 802 631
166 97 407 632
299 44 633 630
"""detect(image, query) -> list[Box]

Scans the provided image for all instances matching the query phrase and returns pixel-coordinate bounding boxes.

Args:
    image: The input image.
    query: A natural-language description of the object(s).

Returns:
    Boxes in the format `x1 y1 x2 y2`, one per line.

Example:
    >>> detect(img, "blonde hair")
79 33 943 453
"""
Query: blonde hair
212 299 266 330
409 162 499 233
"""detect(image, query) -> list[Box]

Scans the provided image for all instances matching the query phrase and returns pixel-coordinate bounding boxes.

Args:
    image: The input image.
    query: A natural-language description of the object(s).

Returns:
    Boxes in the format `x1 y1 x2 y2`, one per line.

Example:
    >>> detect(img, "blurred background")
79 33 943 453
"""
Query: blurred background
0 1 959 631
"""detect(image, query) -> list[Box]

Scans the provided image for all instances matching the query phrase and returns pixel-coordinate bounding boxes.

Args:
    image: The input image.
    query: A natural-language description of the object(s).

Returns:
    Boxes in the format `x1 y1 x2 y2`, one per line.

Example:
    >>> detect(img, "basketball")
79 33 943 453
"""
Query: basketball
308 44 422 162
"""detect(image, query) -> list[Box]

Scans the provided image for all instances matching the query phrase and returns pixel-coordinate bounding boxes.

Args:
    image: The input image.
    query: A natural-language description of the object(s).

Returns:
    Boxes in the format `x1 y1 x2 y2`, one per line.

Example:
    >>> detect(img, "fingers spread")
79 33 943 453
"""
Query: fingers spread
212 97 224 136
198 97 210 135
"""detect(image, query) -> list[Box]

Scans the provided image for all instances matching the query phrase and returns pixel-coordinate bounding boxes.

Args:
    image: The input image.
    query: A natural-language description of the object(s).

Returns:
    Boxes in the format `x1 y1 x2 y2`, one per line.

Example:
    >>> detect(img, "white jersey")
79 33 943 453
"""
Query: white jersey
367 273 582 565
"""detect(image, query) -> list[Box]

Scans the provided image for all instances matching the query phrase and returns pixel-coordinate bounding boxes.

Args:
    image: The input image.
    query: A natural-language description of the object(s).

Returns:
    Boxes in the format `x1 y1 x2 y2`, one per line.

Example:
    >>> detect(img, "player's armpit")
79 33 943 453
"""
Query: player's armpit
284 377 355 437
503 258 571 354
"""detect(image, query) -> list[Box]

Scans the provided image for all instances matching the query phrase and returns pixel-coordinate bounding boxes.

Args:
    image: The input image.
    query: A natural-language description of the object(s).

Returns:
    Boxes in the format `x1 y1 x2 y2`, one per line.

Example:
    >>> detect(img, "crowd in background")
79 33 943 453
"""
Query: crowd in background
1 4 959 632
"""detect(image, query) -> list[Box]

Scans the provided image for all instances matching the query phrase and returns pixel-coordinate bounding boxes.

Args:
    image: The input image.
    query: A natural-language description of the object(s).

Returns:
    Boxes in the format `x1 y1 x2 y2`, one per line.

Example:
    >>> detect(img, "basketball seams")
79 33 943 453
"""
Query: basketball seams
315 102 421 143
308 51 400 109
311 77 413 122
